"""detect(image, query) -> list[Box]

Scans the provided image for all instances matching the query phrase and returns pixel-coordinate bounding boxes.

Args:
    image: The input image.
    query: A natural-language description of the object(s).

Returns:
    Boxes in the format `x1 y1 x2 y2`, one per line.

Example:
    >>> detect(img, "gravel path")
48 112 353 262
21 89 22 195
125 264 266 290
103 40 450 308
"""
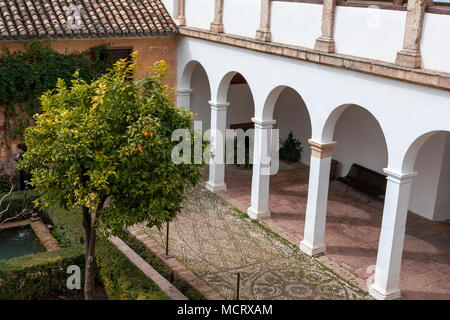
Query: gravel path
136 186 369 300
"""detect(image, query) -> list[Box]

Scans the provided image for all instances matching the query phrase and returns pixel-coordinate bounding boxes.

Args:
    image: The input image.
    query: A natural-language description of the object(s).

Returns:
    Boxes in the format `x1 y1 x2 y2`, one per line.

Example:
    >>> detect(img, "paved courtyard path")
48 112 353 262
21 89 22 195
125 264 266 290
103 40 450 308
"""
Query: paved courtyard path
135 186 369 300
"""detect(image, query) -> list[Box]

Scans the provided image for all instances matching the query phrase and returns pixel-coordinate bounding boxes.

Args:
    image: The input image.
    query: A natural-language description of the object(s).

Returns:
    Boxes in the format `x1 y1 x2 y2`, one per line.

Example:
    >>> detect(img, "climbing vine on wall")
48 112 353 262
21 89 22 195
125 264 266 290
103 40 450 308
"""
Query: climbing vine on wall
0 40 113 139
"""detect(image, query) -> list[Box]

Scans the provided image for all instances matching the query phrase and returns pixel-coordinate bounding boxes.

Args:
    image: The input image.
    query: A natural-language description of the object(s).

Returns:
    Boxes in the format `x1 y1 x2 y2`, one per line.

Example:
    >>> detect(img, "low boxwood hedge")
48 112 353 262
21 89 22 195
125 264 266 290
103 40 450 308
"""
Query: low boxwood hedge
0 204 171 300
44 206 170 300
96 240 169 300
0 246 84 299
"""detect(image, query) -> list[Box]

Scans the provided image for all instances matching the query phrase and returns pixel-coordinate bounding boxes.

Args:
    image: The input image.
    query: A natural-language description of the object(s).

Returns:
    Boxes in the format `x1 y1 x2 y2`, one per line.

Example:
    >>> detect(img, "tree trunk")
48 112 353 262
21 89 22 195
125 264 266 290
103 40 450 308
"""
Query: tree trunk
82 197 106 300
84 226 96 300
82 207 96 300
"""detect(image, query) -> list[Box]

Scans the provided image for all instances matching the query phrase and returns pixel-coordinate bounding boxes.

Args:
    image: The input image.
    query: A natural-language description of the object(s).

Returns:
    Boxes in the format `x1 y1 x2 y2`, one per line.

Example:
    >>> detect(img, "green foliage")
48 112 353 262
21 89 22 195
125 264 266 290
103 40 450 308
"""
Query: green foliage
45 206 169 300
123 233 206 300
0 204 170 300
0 190 40 222
43 207 85 248
0 175 11 193
19 56 204 235
0 246 84 299
96 239 170 300
279 131 303 163
0 40 112 138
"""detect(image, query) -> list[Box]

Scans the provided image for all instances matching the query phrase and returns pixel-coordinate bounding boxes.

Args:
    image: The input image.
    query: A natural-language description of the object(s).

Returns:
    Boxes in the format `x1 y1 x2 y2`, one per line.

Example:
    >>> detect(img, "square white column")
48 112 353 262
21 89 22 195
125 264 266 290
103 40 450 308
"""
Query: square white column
206 101 229 192
176 88 192 109
369 169 417 300
247 118 276 220
300 139 336 256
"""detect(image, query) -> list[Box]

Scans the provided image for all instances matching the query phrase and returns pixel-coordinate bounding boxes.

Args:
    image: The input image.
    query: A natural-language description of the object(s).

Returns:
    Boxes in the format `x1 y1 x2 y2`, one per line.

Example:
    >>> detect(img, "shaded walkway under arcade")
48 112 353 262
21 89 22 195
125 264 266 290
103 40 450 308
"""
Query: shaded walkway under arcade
214 163 450 300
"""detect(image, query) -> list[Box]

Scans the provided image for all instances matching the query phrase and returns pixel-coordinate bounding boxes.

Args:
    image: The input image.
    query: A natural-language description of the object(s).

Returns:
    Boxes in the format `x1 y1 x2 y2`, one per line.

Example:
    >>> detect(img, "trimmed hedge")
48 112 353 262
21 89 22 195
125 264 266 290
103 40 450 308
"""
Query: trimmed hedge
0 246 84 299
0 205 171 300
0 190 40 223
96 240 169 300
123 233 206 300
44 206 170 300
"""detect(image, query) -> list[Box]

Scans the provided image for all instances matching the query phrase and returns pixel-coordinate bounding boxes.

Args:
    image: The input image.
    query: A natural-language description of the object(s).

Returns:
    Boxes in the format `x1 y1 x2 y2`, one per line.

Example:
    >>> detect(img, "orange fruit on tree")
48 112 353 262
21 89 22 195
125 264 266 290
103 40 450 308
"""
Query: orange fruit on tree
138 146 143 151
144 132 151 138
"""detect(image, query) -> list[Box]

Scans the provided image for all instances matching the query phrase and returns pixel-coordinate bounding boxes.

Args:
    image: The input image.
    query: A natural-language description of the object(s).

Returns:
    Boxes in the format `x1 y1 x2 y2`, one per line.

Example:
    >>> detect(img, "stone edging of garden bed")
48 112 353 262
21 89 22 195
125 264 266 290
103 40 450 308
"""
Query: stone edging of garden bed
128 226 225 300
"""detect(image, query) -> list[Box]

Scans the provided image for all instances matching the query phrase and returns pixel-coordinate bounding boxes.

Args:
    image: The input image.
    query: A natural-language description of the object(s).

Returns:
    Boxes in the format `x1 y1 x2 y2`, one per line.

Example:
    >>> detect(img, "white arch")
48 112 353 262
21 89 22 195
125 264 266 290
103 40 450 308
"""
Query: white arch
259 85 312 124
320 104 389 147
213 71 256 105
401 130 450 173
179 60 212 93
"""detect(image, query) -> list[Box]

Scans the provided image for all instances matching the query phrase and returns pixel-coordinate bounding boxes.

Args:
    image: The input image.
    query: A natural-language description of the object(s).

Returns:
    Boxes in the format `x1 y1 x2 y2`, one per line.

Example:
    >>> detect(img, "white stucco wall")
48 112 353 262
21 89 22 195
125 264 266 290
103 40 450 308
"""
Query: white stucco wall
178 36 450 219
421 13 450 74
332 105 388 177
161 0 177 19
185 0 215 30
180 2 450 74
273 88 312 165
223 0 260 38
227 84 255 128
410 132 446 219
434 133 450 221
191 64 211 132
334 6 406 63
271 2 322 49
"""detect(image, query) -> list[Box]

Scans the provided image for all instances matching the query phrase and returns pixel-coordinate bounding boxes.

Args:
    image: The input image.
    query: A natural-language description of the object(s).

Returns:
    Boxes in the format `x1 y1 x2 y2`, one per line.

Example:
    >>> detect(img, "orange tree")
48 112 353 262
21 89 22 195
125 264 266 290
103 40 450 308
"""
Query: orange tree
18 55 203 300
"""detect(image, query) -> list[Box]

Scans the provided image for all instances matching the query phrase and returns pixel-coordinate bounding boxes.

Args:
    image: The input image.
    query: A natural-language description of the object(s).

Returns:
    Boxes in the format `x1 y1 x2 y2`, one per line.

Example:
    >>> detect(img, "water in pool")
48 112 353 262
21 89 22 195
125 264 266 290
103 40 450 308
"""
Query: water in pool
0 226 45 260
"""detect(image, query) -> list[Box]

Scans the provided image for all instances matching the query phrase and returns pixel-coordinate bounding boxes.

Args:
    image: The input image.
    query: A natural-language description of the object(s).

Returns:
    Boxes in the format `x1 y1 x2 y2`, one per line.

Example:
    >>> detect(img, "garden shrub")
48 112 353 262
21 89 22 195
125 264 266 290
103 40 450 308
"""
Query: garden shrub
279 131 303 162
0 175 10 193
0 246 84 299
0 189 40 222
0 205 170 300
44 206 170 300
95 239 169 300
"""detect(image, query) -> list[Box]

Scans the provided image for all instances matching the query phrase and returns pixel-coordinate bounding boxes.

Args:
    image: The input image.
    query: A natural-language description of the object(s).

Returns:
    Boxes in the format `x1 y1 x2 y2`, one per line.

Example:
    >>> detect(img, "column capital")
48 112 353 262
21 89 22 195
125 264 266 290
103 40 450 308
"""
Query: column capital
383 168 417 184
176 88 192 96
251 118 276 129
209 100 230 110
308 139 337 159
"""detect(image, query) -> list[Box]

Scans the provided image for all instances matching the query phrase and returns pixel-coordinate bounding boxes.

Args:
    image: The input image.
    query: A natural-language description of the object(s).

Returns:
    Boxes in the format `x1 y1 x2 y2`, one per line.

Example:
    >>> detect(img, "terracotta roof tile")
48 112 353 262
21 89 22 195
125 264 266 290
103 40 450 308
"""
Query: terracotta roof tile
0 0 177 40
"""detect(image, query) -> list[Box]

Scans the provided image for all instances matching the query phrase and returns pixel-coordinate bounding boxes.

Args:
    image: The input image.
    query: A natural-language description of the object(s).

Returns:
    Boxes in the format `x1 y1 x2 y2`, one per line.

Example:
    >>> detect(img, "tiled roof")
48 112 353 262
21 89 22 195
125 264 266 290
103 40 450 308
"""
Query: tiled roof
0 0 177 40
